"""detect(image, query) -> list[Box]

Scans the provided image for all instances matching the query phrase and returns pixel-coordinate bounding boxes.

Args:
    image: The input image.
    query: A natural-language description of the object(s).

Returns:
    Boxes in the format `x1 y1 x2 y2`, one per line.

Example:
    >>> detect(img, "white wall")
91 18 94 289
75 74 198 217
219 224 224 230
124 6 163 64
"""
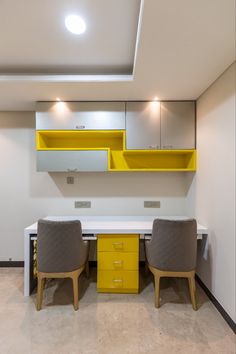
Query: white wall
0 112 190 260
1 63 235 323
187 62 236 322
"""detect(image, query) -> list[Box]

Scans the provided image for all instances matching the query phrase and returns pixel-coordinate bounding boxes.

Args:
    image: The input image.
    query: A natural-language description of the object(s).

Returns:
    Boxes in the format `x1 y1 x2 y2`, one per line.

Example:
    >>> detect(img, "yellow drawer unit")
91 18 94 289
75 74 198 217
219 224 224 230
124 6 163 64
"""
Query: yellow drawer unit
97 234 139 293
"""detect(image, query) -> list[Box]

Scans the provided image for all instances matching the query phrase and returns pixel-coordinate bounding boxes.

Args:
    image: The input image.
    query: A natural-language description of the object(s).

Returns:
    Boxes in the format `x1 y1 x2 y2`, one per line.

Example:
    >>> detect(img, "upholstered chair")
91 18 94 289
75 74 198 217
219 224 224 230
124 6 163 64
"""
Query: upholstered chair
145 219 197 310
36 219 89 311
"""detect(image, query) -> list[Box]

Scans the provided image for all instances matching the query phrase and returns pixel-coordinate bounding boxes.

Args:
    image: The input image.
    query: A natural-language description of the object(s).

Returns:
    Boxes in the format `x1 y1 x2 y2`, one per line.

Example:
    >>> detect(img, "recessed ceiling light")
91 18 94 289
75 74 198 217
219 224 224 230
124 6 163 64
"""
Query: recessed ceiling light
65 15 86 35
56 97 61 101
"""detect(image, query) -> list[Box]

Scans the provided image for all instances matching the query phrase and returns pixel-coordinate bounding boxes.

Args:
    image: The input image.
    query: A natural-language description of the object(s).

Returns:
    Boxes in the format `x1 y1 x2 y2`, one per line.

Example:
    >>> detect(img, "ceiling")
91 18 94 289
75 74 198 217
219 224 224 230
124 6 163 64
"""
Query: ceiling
0 0 140 75
0 0 235 110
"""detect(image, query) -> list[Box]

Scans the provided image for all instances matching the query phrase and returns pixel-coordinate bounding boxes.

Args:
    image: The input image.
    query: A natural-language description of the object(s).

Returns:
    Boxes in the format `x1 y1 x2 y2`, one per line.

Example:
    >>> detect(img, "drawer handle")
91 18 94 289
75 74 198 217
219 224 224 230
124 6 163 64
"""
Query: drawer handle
112 242 124 249
113 279 123 287
113 260 123 268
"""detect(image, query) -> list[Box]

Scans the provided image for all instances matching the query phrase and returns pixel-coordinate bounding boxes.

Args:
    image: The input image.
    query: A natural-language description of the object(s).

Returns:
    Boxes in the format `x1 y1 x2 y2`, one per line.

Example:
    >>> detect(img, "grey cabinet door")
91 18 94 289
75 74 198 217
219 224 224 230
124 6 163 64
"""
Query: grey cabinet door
37 151 108 172
36 102 125 130
126 102 161 149
161 102 195 149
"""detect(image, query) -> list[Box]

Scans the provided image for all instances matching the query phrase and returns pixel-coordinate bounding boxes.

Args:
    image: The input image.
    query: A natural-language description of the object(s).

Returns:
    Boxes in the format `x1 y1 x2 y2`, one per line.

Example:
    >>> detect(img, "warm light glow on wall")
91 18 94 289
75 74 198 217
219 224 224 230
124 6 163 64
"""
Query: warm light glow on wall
147 100 160 125
150 100 160 113
51 101 71 118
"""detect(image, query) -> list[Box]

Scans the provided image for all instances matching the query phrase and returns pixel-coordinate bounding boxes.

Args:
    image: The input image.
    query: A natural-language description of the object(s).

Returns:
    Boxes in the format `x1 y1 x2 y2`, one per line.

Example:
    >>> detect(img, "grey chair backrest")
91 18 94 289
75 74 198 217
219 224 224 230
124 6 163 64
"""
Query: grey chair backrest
37 219 88 273
146 219 197 272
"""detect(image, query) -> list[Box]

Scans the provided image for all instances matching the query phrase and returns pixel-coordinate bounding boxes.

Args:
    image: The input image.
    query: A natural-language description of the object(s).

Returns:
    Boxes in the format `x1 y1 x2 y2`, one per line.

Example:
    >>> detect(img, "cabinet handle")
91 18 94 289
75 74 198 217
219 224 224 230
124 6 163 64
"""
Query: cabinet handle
162 145 173 149
112 279 123 283
148 145 159 149
75 125 85 129
67 168 78 172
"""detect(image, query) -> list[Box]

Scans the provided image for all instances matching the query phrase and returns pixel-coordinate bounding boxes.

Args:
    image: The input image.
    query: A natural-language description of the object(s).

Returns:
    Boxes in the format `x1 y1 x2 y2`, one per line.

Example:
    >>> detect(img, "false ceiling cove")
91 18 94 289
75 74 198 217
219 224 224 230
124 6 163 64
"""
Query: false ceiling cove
0 0 141 75
0 0 235 110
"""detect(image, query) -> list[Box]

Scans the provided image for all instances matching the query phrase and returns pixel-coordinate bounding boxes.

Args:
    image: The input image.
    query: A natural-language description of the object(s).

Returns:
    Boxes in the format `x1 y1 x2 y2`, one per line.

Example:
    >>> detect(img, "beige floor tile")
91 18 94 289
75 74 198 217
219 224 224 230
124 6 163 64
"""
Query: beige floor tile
0 268 235 354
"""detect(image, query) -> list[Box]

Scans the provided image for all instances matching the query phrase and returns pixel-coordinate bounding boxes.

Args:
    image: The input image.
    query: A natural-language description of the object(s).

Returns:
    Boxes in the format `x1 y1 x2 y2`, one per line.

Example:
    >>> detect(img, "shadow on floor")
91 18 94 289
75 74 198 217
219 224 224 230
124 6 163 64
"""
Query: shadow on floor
32 265 209 309
139 265 208 309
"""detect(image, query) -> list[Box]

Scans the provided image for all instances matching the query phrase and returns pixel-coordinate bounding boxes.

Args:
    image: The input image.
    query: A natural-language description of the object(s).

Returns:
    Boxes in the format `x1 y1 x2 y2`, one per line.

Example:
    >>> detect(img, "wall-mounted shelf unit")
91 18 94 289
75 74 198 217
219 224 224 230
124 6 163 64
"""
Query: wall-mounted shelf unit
36 130 196 172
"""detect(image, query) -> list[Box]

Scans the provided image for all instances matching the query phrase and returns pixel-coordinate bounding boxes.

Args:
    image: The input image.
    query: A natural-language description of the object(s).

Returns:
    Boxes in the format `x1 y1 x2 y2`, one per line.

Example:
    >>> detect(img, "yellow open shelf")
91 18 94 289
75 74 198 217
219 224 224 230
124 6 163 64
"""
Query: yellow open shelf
109 150 196 171
36 130 125 150
36 130 196 172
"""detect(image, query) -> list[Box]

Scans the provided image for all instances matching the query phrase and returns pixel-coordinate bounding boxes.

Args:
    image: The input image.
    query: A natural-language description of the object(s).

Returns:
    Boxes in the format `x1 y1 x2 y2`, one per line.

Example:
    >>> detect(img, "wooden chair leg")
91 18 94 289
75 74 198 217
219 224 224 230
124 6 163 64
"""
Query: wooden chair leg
149 265 161 308
37 274 45 311
72 273 79 311
154 273 161 308
188 272 197 311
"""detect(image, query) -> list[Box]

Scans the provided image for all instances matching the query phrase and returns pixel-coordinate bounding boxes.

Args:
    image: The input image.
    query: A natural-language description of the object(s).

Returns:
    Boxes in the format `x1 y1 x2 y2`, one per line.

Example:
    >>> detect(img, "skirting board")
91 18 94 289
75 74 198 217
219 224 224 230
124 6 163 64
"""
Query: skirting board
0 261 24 267
196 275 236 334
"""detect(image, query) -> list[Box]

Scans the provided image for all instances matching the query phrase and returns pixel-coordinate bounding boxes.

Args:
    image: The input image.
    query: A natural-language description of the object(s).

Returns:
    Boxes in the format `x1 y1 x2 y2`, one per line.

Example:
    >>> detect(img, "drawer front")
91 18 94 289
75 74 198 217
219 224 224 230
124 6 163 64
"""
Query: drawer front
97 252 138 270
37 150 108 172
36 102 125 130
97 270 138 292
97 234 139 252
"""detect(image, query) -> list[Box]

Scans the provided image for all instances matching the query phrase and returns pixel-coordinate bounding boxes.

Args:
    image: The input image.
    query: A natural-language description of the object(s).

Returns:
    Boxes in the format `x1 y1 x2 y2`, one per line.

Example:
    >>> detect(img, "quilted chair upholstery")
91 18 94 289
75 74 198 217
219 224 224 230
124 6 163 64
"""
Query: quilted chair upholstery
145 219 197 310
36 219 89 311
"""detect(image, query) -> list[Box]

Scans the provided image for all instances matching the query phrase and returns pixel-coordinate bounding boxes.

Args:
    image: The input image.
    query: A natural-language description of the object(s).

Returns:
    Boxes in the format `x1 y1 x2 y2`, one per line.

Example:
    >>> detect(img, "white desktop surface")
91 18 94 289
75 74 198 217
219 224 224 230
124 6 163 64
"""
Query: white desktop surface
25 215 208 236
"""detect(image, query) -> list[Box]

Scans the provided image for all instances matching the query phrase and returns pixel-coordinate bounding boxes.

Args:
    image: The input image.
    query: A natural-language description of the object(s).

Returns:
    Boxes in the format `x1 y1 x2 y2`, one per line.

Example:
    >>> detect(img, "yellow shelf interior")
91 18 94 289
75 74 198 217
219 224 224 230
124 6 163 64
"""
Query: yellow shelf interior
37 130 125 150
36 130 196 171
109 150 196 171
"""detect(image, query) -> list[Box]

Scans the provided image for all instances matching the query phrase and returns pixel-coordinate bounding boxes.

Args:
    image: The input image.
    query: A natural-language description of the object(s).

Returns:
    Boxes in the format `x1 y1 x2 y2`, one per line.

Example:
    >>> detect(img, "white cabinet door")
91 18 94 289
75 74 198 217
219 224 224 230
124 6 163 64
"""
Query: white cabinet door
37 151 108 172
36 102 125 130
161 102 195 149
126 102 161 149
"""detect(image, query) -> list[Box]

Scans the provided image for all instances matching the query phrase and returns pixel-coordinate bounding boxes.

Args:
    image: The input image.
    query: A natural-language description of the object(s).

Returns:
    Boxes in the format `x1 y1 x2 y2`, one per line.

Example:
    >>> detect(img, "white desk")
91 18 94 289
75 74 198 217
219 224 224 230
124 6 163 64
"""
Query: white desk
24 216 208 296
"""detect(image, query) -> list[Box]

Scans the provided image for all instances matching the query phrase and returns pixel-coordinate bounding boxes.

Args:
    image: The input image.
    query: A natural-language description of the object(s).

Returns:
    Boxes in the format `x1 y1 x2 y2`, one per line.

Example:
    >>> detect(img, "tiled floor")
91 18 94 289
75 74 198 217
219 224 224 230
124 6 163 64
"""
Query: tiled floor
0 267 235 354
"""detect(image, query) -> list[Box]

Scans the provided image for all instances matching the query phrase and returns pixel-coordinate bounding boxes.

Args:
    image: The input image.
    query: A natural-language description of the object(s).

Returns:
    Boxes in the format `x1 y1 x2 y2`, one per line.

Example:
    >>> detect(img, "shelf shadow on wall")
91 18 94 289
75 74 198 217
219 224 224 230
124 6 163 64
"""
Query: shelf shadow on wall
46 171 195 198
0 112 35 128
